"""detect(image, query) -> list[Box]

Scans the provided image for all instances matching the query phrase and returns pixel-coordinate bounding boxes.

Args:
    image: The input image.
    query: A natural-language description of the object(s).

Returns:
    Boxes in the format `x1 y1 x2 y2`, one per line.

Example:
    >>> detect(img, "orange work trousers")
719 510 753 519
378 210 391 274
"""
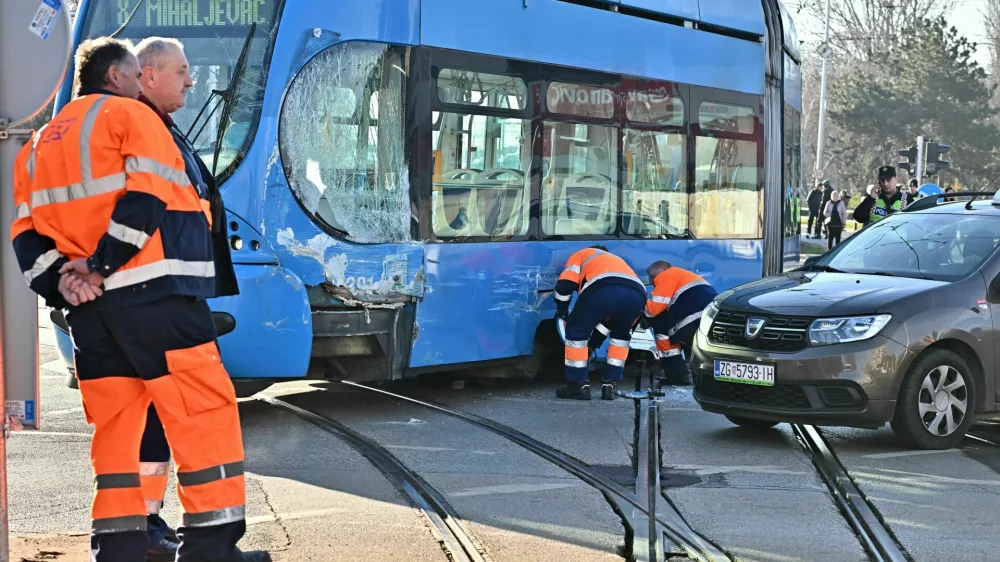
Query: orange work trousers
67 295 246 562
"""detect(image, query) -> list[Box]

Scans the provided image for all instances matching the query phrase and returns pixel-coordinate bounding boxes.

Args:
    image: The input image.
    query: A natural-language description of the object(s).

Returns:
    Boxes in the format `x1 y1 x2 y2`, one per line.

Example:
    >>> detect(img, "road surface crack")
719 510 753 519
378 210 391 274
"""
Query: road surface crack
249 477 292 551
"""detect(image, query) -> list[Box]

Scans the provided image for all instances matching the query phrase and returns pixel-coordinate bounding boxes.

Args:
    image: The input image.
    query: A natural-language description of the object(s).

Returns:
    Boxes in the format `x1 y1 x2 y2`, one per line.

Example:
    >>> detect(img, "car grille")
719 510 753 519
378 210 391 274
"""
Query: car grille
709 309 811 353
696 376 811 409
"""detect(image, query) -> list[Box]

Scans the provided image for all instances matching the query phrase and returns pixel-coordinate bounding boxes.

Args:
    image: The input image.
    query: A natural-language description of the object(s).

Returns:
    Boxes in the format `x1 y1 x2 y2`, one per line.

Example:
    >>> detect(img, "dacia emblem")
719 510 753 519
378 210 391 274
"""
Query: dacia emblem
745 317 766 339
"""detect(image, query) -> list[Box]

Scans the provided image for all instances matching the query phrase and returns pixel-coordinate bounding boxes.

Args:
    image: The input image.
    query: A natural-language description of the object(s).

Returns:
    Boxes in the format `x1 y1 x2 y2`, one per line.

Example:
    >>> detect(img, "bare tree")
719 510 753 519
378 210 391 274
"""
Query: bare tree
803 0 952 60
985 0 1000 77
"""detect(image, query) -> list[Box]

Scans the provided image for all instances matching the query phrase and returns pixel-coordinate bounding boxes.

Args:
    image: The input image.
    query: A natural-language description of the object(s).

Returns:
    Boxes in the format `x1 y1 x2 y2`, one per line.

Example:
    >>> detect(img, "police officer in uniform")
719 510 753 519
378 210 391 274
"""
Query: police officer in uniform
869 165 904 224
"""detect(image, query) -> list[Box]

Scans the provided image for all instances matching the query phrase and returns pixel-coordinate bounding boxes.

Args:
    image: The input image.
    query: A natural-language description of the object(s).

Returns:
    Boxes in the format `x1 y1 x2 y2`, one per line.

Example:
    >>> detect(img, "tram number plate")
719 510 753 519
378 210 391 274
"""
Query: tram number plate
713 360 775 386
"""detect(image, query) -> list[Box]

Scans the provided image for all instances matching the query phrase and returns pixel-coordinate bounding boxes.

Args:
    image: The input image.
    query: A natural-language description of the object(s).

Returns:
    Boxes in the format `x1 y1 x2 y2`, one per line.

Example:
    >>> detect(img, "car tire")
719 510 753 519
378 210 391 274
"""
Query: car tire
890 349 975 450
725 415 779 430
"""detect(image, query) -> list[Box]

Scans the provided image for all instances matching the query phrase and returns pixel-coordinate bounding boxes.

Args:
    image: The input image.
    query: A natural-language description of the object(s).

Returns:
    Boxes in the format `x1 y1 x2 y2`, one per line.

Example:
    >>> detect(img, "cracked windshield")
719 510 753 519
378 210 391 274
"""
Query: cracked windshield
12 0 1000 561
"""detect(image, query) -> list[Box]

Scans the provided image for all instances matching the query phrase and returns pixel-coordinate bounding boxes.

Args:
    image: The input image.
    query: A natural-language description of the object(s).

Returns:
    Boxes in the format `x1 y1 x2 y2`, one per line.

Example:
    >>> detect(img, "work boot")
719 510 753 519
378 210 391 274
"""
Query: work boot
601 381 616 400
556 382 591 400
146 537 179 562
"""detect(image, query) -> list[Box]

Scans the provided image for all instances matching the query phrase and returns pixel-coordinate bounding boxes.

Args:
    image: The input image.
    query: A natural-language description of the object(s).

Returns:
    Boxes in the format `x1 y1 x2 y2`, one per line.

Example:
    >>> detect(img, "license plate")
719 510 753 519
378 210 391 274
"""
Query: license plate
713 360 775 387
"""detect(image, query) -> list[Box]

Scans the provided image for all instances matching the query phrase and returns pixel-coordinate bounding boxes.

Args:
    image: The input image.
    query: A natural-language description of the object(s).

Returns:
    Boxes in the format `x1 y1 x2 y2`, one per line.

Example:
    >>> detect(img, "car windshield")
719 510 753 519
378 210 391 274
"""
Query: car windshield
814 212 1000 281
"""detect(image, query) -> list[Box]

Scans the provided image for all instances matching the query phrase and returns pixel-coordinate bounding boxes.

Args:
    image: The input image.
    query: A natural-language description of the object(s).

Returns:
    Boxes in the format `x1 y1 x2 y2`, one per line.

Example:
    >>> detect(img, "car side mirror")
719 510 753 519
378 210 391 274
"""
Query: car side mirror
991 274 1000 294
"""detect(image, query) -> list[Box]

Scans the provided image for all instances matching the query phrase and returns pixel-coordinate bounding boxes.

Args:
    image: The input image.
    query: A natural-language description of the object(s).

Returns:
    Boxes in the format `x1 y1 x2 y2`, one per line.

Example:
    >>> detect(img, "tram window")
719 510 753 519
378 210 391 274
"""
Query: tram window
541 122 618 236
431 112 530 239
699 102 756 134
622 130 687 238
279 42 411 243
437 69 527 111
691 137 761 239
546 82 615 119
625 89 683 126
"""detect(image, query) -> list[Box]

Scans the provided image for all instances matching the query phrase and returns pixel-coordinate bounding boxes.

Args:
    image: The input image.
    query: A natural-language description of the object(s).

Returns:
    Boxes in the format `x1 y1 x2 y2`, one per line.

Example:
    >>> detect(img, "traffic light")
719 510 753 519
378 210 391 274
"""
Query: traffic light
898 146 918 174
924 142 951 176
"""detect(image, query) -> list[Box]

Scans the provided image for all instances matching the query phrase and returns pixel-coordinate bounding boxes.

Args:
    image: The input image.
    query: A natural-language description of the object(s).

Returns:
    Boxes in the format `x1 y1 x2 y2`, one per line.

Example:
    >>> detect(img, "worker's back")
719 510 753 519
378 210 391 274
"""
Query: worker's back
566 247 642 292
14 93 217 309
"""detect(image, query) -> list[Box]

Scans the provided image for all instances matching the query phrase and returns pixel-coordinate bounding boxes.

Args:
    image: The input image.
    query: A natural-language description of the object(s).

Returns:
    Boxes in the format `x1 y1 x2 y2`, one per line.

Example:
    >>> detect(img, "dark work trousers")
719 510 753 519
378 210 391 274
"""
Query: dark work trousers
827 226 843 249
807 210 820 238
564 283 646 383
67 295 246 562
649 284 718 381
141 404 172 545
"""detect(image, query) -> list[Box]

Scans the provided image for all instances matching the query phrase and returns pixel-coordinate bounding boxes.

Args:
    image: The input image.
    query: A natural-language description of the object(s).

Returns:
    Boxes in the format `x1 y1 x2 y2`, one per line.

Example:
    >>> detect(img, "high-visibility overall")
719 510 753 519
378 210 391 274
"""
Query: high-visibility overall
645 267 718 378
10 90 247 562
555 248 646 382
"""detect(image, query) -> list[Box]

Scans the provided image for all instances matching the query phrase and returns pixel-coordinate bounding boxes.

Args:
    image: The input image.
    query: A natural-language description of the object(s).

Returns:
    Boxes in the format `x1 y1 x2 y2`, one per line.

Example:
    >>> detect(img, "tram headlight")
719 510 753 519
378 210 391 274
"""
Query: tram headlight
808 315 892 346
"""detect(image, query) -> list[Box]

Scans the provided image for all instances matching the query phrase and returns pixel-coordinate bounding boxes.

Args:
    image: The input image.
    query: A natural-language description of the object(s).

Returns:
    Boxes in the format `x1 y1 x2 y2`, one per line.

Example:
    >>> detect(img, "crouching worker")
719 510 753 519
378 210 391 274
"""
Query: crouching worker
643 261 717 385
554 246 646 400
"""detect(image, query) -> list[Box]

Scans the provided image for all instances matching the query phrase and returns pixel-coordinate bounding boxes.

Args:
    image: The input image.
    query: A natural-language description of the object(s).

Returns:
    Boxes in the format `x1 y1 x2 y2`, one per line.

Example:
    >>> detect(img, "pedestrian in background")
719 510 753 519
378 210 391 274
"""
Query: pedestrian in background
807 184 823 239
824 191 847 250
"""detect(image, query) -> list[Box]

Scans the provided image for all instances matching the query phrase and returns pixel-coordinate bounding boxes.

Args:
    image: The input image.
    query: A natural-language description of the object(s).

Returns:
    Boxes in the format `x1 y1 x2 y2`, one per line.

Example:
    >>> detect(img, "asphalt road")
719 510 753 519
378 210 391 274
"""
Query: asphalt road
12 304 1000 561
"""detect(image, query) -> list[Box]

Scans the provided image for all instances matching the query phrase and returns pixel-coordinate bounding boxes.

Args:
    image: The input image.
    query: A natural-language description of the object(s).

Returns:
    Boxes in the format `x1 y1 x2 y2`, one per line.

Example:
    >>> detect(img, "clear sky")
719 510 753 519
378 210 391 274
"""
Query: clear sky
788 0 991 70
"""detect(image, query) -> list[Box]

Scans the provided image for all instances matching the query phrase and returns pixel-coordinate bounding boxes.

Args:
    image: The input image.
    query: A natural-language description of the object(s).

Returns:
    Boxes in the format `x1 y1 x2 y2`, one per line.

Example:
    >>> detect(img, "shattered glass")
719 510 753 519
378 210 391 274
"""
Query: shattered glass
280 42 411 244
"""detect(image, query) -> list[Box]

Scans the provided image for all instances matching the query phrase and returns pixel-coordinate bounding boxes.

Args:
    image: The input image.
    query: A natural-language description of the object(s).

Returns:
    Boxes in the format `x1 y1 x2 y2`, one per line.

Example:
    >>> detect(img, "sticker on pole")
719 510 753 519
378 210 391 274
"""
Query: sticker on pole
5 400 36 426
28 0 63 41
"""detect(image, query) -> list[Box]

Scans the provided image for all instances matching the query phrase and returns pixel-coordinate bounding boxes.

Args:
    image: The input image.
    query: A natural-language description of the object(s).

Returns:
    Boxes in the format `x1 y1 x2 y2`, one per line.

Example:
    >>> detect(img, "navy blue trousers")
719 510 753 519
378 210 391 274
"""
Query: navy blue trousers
649 284 717 377
564 284 646 383
141 404 172 545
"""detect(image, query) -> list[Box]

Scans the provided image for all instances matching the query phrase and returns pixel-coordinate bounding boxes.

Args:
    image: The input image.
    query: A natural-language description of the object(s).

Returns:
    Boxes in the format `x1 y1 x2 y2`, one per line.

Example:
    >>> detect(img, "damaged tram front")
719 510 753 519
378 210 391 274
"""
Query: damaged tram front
52 0 803 394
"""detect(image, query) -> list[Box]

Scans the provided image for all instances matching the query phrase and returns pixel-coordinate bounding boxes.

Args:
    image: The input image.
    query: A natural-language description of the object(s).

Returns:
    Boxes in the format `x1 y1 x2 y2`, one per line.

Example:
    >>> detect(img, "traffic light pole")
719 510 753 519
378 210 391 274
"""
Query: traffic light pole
814 0 832 178
916 135 924 186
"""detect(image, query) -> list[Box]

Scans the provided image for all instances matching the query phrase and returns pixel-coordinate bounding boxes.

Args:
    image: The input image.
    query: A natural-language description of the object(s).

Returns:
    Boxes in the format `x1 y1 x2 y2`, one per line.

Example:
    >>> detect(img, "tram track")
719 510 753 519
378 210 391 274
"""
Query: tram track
258 394 491 562
338 380 732 562
791 424 910 562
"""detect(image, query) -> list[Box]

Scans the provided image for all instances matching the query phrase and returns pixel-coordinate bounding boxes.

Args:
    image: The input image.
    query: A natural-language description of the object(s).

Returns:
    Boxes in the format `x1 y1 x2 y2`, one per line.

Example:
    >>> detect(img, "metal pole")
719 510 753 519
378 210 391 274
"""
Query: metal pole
814 0 833 177
915 136 924 187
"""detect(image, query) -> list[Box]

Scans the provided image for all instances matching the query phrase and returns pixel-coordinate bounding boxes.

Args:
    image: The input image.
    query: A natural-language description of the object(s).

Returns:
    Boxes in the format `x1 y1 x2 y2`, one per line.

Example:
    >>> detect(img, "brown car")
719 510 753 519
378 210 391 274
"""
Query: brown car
692 193 1000 449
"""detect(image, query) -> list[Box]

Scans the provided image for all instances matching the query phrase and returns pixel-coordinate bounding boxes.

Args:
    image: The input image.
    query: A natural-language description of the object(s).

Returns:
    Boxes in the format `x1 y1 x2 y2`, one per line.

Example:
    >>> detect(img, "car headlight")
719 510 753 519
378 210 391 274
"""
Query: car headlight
698 299 721 337
808 315 892 346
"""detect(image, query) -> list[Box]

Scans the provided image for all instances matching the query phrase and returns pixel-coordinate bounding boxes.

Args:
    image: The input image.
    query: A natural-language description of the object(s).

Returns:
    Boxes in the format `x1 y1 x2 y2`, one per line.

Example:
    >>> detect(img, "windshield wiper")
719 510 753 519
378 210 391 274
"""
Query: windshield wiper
869 271 931 280
184 23 257 172
804 263 846 273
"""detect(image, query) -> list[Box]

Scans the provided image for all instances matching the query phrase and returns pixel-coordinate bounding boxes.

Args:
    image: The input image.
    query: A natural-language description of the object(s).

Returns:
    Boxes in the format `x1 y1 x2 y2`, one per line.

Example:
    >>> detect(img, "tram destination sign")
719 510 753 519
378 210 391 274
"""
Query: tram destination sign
100 0 275 37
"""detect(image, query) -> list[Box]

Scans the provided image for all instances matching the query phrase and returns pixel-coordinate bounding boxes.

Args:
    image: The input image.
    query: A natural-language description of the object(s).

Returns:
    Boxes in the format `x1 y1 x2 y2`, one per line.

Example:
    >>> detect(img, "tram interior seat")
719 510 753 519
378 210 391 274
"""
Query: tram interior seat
545 172 615 236
432 168 528 238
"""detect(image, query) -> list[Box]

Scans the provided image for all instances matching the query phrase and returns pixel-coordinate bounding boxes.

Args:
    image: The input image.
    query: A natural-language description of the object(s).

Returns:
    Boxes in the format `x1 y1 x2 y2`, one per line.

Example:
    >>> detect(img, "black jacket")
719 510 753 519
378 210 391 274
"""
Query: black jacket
137 95 239 297
807 189 823 213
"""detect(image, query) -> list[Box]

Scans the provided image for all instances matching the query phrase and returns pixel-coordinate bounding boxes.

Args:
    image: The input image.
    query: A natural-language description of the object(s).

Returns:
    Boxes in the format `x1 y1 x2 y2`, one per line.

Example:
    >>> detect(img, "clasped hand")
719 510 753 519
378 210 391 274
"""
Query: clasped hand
57 259 104 307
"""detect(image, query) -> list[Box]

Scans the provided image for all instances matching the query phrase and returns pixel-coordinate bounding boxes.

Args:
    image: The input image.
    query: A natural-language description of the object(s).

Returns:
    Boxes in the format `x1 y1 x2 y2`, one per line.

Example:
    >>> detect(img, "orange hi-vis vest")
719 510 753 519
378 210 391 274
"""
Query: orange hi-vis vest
554 247 644 307
10 91 217 310
644 267 710 318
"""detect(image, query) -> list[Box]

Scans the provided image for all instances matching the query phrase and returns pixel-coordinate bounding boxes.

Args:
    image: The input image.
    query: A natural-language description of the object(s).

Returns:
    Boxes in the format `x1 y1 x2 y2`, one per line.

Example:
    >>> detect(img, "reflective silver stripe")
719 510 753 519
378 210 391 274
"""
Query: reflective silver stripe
95 473 141 489
581 249 607 267
554 292 572 302
183 505 245 528
655 334 671 341
146 499 162 515
563 264 581 274
103 259 215 291
643 309 654 318
667 312 703 336
92 515 145 534
595 323 610 336
565 359 588 368
607 357 626 367
80 96 109 183
177 461 244 487
672 279 708 303
15 203 30 220
31 172 127 208
24 249 63 284
25 129 41 180
108 220 151 248
140 461 170 477
565 340 588 348
126 156 191 186
650 295 670 304
609 338 630 348
581 272 644 292
661 348 682 357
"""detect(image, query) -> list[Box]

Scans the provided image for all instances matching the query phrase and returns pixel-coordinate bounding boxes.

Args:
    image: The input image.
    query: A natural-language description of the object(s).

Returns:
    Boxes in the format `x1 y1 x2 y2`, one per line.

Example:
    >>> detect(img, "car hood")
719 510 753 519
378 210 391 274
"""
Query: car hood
723 271 948 317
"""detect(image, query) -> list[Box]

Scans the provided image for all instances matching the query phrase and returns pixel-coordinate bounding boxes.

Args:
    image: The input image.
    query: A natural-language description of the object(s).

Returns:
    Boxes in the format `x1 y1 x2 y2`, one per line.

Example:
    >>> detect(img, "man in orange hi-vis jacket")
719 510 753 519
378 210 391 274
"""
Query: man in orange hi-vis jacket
10 37 270 562
554 245 647 400
643 261 718 386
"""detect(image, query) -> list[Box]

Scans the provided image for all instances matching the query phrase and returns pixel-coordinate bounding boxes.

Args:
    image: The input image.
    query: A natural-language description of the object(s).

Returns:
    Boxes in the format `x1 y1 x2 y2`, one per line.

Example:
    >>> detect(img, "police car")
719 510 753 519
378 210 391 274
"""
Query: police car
692 188 1000 449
